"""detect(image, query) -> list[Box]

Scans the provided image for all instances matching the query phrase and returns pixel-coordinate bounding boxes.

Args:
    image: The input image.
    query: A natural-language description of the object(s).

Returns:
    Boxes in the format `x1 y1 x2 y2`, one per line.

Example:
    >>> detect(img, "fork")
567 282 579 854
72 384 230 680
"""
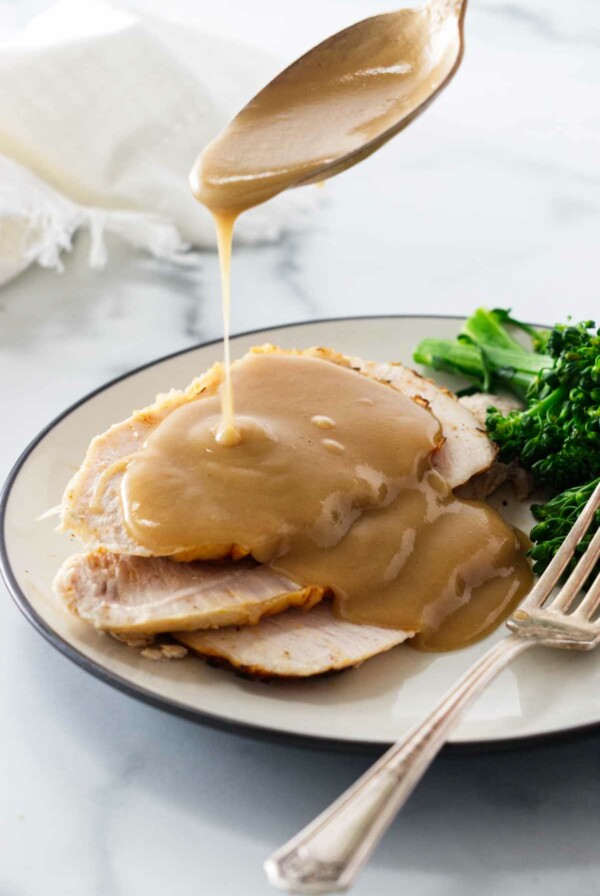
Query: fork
265 480 600 894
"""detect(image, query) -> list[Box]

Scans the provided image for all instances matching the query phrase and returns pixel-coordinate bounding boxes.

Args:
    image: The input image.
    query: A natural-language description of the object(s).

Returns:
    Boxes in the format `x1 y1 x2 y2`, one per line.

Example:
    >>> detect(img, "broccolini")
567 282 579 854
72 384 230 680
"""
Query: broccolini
413 308 600 577
530 479 600 579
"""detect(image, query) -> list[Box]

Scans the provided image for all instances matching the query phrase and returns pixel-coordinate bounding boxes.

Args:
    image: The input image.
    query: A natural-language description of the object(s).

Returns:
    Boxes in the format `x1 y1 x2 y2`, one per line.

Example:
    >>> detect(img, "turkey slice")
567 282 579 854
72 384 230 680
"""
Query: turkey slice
60 347 497 558
353 359 497 488
54 551 323 635
55 551 409 677
177 602 411 679
458 391 522 425
456 392 534 500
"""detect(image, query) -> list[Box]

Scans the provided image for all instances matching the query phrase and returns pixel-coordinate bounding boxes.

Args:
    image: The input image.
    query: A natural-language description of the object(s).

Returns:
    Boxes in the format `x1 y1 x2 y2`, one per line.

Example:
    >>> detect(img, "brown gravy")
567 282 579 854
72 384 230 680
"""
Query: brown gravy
122 351 532 650
190 2 464 213
189 0 464 442
126 0 533 651
213 212 240 446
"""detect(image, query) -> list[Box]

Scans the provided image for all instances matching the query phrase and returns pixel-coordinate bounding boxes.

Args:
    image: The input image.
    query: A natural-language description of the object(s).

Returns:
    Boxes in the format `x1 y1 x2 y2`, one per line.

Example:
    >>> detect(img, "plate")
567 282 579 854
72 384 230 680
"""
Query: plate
3 315 600 752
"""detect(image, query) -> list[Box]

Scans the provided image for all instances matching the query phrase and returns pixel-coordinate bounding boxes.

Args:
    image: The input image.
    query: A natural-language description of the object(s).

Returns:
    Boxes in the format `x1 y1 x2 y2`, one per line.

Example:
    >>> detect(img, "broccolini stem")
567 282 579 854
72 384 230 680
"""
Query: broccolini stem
522 383 569 419
413 338 550 399
412 339 485 382
462 307 525 353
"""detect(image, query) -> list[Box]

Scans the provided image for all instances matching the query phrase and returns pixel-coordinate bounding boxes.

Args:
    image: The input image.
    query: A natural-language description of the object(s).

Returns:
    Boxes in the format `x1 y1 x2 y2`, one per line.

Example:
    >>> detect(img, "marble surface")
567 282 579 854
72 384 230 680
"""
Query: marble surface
1 0 600 894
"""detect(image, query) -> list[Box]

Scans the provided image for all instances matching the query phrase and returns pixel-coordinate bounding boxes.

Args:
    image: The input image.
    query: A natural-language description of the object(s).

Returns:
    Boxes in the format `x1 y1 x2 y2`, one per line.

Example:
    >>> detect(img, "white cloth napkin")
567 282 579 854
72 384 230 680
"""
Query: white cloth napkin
0 0 317 285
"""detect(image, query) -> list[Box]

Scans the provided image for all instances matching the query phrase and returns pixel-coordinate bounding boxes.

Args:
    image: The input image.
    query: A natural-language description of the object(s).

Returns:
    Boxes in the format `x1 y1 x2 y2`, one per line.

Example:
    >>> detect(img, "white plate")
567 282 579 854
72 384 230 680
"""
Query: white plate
3 315 600 751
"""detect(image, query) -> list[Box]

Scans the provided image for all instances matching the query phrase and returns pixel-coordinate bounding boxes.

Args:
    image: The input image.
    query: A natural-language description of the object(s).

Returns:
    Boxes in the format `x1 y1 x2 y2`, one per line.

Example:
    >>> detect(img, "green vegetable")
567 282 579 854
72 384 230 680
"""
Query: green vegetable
413 307 600 577
486 319 600 490
413 308 552 400
529 479 600 579
487 308 551 353
414 309 600 490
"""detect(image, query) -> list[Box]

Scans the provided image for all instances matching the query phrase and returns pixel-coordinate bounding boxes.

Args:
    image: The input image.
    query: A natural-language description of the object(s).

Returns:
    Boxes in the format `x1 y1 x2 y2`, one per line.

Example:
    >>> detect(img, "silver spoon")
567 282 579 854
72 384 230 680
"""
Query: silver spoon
192 0 467 213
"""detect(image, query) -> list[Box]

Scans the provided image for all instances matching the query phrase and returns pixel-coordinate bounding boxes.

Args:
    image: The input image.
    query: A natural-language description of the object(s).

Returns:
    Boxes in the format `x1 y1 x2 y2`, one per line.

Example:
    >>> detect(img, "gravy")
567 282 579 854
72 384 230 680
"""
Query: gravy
190 0 465 441
122 351 532 650
213 212 240 446
135 0 533 651
190 2 464 213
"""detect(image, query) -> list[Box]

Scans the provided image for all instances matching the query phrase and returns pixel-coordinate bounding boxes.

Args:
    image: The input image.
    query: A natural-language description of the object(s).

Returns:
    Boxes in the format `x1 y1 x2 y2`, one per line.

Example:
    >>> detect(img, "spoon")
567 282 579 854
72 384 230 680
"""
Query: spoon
192 0 467 213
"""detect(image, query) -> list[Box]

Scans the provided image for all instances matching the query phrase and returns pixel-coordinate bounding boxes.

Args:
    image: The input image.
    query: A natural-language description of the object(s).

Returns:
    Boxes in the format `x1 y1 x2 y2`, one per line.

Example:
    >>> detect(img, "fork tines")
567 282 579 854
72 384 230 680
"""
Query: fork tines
510 480 600 637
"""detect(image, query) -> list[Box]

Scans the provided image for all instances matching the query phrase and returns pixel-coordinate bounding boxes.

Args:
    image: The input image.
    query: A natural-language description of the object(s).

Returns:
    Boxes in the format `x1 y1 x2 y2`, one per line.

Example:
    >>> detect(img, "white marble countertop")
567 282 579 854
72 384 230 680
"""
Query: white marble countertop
1 1 600 894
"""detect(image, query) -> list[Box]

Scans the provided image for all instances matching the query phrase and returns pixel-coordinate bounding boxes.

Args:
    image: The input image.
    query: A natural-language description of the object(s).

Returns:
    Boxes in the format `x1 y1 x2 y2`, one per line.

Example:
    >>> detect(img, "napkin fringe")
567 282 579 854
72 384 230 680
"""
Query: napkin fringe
85 207 195 269
0 154 195 284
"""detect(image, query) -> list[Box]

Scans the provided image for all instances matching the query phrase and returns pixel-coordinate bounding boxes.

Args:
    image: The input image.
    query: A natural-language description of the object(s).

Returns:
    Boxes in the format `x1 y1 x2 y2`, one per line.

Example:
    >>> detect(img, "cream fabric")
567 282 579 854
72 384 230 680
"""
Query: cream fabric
0 0 316 284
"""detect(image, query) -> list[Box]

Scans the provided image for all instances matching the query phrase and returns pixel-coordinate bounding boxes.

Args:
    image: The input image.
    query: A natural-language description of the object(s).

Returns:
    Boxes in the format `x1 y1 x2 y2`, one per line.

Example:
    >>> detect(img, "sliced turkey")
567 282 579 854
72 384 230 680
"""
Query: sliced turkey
456 392 534 500
458 390 522 426
177 602 411 679
55 550 410 677
60 347 497 557
54 551 323 635
354 359 497 488
60 361 224 557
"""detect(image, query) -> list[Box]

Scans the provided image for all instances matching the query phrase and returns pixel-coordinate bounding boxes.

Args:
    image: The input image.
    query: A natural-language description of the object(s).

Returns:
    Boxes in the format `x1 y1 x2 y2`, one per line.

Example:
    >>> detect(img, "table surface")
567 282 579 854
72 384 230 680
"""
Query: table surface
2 1 600 894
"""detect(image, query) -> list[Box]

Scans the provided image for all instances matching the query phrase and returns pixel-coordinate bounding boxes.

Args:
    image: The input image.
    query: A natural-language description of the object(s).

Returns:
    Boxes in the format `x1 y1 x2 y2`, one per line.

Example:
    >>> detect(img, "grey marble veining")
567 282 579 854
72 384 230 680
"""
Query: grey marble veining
2 0 600 894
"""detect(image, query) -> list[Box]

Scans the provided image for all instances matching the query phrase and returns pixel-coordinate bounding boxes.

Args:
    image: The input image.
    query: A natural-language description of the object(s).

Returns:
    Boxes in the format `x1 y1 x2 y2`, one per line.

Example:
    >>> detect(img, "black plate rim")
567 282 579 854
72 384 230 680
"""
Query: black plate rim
3 313 597 755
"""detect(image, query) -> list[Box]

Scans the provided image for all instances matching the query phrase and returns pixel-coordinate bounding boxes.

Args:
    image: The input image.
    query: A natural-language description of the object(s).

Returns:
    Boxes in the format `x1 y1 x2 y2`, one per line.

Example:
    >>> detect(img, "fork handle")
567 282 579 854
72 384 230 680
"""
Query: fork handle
265 634 533 894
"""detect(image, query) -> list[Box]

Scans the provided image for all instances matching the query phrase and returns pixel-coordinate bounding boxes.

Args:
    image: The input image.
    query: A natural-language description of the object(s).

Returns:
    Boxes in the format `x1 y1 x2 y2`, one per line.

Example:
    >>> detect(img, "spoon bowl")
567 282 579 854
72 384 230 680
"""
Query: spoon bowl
191 0 467 213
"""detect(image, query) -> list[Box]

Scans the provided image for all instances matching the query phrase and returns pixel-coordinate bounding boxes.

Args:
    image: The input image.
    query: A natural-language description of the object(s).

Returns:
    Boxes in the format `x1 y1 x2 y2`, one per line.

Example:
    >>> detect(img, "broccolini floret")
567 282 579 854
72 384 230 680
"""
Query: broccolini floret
529 479 600 579
486 319 600 489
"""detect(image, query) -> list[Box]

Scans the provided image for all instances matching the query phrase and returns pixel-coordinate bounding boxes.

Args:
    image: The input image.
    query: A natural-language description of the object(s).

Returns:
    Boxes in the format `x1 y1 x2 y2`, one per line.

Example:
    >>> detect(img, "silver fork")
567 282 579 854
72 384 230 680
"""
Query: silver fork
265 480 600 894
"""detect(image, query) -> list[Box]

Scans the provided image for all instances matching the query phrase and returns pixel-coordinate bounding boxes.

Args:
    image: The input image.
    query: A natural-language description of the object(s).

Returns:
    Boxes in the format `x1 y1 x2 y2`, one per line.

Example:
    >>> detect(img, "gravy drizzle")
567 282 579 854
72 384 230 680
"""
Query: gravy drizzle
122 351 533 651
123 0 534 652
190 0 464 443
213 211 240 446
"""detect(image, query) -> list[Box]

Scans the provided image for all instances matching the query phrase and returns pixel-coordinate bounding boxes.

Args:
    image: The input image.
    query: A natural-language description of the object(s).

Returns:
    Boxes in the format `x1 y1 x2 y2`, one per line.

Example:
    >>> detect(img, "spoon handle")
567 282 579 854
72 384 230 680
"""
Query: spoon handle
264 635 530 893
